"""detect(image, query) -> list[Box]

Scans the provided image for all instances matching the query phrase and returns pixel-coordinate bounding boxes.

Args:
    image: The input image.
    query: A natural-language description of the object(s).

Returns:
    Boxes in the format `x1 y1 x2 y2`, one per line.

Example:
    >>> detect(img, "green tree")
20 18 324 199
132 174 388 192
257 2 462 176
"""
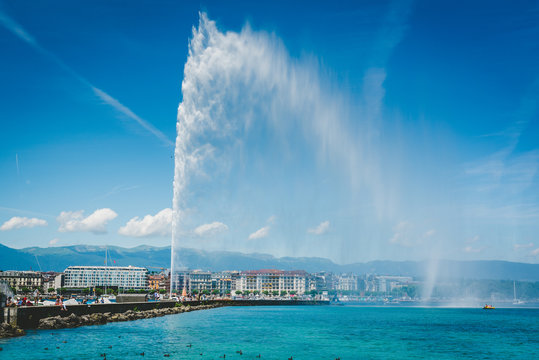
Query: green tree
235 290 242 295
48 287 56 293
253 290 260 295
262 290 270 296
242 290 251 296
159 289 167 294
192 289 199 295
280 290 288 296
57 287 68 295
272 290 279 296
289 291 297 296
211 289 220 295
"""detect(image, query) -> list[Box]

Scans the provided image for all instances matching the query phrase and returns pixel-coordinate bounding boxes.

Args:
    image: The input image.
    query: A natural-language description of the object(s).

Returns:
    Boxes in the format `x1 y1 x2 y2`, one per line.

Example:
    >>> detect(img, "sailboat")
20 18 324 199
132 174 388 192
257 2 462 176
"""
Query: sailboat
97 246 116 303
513 281 524 305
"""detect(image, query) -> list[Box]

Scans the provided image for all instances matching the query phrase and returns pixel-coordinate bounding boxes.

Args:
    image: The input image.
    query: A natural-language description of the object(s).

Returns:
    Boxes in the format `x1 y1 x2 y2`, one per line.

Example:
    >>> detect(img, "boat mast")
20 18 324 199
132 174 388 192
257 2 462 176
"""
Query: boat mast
105 246 108 296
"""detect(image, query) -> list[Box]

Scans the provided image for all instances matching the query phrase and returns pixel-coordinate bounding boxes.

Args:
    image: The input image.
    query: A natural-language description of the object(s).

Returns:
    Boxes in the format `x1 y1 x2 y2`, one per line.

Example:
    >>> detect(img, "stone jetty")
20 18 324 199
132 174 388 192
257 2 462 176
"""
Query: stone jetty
37 303 220 330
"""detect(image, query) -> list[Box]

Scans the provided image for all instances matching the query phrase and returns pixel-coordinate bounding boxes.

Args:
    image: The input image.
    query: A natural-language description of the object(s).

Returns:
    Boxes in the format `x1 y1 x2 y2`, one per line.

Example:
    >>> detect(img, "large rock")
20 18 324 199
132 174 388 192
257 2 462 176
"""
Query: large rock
0 323 25 338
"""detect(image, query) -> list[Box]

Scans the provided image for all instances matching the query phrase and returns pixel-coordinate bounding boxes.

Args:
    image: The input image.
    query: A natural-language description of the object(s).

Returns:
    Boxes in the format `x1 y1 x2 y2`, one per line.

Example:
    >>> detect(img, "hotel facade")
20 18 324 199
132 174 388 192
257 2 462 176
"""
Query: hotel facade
235 269 308 295
64 266 148 290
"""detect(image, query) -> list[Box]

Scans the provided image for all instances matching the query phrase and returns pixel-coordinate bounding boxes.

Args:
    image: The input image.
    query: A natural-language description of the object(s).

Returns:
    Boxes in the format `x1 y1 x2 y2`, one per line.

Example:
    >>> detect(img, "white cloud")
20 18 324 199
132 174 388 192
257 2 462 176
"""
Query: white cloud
531 248 539 256
58 208 117 234
389 221 415 247
248 226 270 240
193 221 228 237
118 208 172 237
267 215 277 224
307 221 330 235
49 238 59 246
463 246 483 254
514 242 534 250
0 216 48 231
424 229 436 238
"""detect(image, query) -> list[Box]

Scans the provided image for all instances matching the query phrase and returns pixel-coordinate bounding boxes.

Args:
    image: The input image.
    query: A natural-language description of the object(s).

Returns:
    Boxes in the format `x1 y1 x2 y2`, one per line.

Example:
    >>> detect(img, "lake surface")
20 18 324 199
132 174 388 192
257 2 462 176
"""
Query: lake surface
1 306 538 359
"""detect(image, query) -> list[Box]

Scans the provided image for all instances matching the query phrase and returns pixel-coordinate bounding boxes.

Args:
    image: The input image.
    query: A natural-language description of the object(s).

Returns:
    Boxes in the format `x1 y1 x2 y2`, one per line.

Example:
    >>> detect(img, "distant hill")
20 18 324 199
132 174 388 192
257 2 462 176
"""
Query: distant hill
1 243 538 281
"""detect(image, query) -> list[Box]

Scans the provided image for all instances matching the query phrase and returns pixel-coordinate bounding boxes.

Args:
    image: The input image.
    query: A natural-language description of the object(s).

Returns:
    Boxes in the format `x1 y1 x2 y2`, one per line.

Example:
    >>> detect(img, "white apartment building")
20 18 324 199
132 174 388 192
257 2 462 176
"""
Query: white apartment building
235 269 307 295
64 266 148 290
336 273 359 291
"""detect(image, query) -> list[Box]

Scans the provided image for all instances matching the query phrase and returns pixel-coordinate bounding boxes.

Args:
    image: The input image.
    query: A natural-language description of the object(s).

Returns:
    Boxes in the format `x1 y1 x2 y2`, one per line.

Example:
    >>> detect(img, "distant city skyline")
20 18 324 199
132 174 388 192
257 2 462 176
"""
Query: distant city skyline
1 1 538 264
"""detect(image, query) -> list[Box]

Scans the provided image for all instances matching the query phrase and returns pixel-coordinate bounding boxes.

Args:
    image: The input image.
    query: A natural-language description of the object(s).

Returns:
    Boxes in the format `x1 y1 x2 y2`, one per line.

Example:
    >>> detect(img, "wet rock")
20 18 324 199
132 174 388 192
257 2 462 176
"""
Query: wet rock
0 323 25 338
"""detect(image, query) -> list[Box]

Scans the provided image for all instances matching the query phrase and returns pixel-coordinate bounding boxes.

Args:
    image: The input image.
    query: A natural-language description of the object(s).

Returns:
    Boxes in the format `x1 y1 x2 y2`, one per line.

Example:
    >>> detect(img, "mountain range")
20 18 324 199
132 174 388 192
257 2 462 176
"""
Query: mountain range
1 244 538 281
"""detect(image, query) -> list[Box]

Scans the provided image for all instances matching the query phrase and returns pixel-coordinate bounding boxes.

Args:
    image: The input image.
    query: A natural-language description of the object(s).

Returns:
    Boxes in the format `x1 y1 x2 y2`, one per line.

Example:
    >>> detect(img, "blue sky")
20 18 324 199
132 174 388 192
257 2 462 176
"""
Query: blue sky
0 0 538 264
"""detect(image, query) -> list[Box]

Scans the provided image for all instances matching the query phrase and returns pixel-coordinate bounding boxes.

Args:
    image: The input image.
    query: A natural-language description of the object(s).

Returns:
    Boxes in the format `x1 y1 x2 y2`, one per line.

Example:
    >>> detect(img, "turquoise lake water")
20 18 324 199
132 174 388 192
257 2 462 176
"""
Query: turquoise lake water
1 306 538 359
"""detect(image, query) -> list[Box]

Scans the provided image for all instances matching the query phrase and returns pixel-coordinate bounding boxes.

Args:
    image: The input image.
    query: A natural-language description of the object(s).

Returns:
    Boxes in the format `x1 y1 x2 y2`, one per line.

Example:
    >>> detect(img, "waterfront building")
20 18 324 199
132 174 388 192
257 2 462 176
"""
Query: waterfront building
64 265 148 290
170 271 189 294
235 269 308 295
189 270 212 292
310 272 338 291
148 274 166 291
374 275 413 293
0 271 43 292
42 272 64 293
211 271 239 294
336 273 360 291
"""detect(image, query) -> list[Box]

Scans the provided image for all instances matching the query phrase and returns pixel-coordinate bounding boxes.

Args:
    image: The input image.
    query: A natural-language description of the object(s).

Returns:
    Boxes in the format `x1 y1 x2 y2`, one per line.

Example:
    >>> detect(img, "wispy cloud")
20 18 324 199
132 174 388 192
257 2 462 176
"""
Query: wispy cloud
93 184 141 201
49 238 60 246
463 246 484 254
0 216 47 231
93 88 173 146
307 221 330 235
248 226 270 240
530 248 539 256
15 153 20 177
389 221 415 247
0 206 52 218
514 242 534 250
118 208 172 237
0 9 172 146
463 203 539 221
193 221 228 237
58 208 117 234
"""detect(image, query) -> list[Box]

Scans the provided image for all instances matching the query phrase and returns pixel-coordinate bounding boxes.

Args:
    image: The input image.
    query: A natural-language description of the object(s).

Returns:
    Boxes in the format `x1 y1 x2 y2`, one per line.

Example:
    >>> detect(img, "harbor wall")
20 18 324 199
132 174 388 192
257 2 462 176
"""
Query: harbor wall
4 299 329 329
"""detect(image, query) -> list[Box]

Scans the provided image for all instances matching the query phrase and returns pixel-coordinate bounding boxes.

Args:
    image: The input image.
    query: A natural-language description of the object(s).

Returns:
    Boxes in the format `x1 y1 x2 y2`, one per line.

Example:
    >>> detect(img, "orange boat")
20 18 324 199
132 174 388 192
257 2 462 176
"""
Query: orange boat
483 304 495 309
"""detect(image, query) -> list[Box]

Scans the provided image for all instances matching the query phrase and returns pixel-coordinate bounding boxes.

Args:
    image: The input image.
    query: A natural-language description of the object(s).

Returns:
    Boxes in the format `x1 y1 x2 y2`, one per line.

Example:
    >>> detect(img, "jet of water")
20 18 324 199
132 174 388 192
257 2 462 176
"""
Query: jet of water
171 13 380 292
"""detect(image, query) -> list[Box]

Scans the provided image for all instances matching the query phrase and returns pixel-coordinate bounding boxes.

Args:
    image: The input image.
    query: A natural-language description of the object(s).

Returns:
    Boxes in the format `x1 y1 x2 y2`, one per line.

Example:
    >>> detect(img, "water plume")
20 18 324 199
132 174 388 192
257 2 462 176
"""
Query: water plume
171 13 369 291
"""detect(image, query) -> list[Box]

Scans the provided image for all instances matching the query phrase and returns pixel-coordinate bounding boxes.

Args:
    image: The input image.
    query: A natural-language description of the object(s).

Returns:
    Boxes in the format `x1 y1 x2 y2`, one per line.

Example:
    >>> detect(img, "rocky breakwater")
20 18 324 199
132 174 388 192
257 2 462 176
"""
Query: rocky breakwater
37 303 221 330
0 323 25 338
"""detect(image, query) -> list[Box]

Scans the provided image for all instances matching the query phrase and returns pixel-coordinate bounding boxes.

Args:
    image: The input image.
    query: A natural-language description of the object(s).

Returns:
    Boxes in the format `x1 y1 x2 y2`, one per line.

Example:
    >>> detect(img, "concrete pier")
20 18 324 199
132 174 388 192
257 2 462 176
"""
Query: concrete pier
3 299 329 329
